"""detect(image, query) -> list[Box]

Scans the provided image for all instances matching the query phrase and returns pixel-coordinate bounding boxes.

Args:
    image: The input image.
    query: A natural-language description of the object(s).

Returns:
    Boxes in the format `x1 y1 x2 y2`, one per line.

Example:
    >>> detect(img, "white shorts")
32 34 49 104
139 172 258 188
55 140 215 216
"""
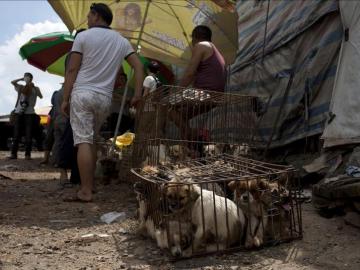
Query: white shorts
70 90 111 145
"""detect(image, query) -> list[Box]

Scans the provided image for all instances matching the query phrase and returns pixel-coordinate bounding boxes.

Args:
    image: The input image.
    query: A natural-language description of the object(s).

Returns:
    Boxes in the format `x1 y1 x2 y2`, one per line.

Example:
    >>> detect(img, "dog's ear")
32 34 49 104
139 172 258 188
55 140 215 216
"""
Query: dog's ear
258 179 270 190
188 185 200 202
228 181 238 191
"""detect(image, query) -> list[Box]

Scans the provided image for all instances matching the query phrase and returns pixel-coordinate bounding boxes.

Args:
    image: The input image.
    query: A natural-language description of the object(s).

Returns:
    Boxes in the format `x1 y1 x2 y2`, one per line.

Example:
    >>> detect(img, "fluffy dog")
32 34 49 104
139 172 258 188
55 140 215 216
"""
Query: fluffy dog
134 181 168 239
228 178 271 248
166 178 245 255
228 178 292 248
168 145 190 162
155 220 193 257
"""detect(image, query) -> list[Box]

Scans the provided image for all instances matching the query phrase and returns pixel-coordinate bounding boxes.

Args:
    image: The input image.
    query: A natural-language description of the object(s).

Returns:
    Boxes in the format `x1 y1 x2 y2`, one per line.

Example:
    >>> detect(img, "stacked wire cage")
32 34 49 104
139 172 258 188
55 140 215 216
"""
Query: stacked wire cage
132 85 259 167
131 86 302 258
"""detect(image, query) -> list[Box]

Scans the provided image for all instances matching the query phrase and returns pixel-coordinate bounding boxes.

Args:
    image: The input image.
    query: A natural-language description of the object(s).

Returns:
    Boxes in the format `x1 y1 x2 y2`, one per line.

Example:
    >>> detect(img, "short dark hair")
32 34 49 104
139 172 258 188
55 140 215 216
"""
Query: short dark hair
90 3 113 26
24 72 33 80
192 25 212 41
148 61 160 73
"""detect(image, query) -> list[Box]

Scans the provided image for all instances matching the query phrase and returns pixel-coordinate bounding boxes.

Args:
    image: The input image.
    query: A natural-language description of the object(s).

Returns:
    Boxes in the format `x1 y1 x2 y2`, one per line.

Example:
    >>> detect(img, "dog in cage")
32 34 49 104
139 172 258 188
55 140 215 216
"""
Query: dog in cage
232 143 250 157
228 178 292 247
134 179 170 240
165 177 246 256
155 220 194 257
228 178 272 248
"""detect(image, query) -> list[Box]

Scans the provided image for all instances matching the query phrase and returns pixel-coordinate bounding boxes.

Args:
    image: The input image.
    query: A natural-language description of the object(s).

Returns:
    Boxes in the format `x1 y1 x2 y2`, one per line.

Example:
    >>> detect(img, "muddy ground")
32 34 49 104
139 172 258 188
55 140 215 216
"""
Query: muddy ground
1 151 360 270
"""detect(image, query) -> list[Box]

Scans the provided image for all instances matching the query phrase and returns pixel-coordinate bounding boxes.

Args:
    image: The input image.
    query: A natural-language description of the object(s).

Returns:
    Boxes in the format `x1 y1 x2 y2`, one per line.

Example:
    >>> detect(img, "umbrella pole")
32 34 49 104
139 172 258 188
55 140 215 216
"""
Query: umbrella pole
110 0 151 153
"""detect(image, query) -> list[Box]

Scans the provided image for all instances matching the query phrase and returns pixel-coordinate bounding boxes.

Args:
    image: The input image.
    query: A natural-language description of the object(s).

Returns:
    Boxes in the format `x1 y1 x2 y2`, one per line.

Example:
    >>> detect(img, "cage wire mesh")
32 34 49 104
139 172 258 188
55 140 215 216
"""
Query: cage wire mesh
129 85 301 258
131 85 260 168
131 154 302 258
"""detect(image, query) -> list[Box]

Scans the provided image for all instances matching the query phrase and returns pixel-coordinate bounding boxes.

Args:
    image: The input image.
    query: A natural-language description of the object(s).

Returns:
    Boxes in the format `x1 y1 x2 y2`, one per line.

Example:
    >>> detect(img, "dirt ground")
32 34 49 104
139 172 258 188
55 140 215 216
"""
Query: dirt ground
1 151 360 270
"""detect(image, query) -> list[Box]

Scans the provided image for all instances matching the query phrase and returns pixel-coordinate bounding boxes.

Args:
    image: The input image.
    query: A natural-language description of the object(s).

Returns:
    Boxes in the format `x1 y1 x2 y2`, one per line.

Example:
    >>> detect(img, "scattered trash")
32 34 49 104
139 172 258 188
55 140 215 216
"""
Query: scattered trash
346 166 360 177
81 233 95 238
100 211 126 224
97 233 110 238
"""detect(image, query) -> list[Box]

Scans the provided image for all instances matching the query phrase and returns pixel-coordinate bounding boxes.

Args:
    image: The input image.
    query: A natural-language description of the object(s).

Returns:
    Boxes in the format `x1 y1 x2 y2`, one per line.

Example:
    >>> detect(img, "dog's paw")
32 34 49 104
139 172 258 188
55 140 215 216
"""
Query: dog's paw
253 236 263 247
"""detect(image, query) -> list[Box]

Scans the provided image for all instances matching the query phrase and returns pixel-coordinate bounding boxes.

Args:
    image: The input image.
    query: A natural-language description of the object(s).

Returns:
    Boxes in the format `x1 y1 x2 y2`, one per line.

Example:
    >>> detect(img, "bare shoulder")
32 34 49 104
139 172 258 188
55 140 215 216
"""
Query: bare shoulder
194 41 213 59
194 41 212 51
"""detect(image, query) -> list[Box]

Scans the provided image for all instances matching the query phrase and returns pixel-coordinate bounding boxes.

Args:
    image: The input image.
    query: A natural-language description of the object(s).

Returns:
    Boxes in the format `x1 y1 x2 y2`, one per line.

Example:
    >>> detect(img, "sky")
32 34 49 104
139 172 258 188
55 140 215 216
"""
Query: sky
0 1 68 114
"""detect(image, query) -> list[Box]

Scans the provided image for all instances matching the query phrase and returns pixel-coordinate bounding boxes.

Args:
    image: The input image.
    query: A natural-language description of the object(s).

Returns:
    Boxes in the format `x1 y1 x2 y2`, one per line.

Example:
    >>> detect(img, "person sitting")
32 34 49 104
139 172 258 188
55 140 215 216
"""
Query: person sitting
170 25 227 150
180 25 226 92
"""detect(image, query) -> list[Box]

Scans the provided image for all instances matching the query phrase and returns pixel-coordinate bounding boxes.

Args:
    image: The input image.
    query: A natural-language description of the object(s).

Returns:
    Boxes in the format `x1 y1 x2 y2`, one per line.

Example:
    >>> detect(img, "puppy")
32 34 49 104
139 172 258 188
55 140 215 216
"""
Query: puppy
155 220 193 257
204 144 223 157
232 143 250 157
134 181 168 239
166 178 245 254
228 178 271 248
168 145 190 162
143 144 168 166
229 178 293 247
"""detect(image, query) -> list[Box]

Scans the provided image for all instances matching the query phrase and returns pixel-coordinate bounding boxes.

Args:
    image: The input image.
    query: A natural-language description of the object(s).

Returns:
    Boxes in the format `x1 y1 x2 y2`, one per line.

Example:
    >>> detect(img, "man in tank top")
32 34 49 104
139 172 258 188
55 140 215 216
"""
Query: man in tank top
179 25 226 92
170 26 226 154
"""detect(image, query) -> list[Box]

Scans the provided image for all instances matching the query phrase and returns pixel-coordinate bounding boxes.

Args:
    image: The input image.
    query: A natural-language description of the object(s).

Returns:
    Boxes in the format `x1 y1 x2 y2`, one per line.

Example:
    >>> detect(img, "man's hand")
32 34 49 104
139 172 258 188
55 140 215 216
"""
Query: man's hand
131 96 141 107
61 100 70 117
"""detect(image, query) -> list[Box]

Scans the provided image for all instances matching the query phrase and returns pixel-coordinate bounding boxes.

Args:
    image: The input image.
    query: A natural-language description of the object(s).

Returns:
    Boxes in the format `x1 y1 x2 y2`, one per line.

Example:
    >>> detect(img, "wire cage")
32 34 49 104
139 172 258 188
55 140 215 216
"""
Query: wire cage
132 85 259 167
131 154 302 258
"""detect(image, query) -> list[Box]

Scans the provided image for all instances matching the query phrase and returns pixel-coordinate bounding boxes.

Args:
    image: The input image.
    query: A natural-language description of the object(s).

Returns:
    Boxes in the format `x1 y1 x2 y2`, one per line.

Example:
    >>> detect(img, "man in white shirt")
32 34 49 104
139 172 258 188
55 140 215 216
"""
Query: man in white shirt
61 3 143 202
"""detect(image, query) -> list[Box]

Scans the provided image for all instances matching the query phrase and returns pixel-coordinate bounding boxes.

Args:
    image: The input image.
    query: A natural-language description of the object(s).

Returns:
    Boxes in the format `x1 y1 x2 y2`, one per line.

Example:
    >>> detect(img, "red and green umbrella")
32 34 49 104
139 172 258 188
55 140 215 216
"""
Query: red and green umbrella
19 31 175 87
19 31 73 76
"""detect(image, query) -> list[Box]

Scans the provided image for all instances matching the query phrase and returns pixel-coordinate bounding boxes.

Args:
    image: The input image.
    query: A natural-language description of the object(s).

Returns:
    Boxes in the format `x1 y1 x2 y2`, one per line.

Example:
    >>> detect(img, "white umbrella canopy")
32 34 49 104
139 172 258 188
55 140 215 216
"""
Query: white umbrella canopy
48 0 238 66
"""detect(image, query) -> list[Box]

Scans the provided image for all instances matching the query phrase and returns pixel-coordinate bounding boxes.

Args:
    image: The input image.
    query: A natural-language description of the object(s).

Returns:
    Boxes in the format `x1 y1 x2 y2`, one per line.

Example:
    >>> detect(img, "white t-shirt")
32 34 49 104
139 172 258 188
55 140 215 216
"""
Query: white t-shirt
14 85 41 114
143 75 157 93
71 27 134 98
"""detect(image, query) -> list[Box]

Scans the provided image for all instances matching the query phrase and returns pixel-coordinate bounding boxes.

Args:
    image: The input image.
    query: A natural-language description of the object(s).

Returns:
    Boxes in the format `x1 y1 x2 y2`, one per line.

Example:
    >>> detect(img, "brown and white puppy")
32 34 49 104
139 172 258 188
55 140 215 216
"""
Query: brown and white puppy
155 220 193 257
228 178 272 248
166 178 245 255
134 179 168 240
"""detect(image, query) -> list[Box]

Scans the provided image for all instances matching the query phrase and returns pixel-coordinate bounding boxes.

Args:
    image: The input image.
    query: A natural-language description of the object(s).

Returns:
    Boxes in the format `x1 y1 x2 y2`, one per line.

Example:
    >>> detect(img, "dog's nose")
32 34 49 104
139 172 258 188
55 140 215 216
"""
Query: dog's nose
174 250 181 257
242 194 249 202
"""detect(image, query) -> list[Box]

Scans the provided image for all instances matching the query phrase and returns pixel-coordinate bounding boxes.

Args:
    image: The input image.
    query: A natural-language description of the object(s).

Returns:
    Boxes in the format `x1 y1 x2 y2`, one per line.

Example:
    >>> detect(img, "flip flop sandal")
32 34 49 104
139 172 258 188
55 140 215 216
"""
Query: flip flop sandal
62 194 92 203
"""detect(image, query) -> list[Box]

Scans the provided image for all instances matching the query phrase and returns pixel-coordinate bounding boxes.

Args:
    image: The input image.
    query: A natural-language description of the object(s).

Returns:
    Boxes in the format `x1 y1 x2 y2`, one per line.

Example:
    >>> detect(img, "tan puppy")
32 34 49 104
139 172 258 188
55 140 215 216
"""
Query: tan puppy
166 178 245 255
228 178 272 248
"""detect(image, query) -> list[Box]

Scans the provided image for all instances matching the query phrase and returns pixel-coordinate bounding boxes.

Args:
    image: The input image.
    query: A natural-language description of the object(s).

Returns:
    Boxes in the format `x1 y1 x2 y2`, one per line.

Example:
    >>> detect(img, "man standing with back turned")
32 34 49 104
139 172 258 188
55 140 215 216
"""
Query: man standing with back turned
61 3 144 202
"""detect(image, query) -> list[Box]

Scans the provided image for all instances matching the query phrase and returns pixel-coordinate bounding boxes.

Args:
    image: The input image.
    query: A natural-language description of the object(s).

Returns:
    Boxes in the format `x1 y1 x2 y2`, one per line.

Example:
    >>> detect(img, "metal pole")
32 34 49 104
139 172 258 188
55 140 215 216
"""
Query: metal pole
111 0 151 153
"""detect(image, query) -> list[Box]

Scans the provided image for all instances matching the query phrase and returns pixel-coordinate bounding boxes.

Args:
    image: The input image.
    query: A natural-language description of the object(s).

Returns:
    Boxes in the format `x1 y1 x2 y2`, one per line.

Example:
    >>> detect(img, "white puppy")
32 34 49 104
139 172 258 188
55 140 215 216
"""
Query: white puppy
166 179 245 255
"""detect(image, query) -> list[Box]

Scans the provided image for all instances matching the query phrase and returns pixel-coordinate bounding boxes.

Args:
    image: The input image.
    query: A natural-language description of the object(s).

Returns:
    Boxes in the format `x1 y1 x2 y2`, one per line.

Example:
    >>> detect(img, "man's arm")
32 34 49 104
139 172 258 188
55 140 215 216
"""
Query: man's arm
126 53 144 105
179 44 205 87
36 87 43 99
61 53 82 116
11 78 23 90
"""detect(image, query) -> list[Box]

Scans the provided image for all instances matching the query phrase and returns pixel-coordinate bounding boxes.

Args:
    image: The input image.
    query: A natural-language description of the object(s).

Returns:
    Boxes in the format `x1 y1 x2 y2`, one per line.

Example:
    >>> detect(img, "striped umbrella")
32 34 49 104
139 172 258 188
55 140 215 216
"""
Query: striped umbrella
19 32 73 76
19 31 174 87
